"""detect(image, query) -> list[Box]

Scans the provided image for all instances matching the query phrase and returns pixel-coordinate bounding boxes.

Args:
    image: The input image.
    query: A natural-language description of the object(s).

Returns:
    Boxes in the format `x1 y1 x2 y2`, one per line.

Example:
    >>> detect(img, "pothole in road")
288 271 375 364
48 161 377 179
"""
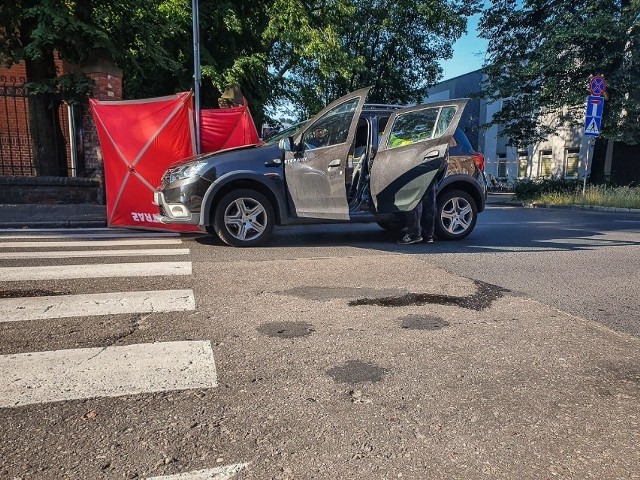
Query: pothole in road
0 289 70 299
400 314 450 331
349 280 508 311
327 360 389 384
257 321 315 339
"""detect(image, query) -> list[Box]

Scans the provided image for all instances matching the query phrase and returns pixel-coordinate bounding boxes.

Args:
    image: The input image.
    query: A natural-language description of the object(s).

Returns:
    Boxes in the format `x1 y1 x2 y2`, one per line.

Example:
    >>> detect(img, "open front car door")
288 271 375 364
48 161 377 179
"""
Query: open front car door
370 99 468 214
284 87 371 220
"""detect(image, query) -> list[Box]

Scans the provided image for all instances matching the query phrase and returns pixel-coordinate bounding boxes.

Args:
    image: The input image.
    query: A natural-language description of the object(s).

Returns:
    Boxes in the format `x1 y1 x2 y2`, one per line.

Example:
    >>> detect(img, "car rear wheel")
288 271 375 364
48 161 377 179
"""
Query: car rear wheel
435 189 477 241
213 189 274 247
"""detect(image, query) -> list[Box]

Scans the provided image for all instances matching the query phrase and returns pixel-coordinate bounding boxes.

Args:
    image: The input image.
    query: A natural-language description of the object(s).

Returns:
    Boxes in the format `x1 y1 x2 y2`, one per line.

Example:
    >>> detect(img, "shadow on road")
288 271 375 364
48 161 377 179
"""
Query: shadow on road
194 204 640 254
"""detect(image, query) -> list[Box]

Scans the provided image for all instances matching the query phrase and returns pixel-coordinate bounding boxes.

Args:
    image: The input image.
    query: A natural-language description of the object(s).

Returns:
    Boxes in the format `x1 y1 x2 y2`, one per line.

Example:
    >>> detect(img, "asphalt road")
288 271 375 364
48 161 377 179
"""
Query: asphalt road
188 202 640 337
0 204 639 479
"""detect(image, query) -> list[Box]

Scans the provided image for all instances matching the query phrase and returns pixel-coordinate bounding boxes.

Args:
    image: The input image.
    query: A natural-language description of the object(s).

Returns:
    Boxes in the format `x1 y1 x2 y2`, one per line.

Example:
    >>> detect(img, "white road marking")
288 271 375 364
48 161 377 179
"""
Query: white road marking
0 248 190 260
0 341 217 407
0 262 192 281
0 290 195 322
0 239 183 248
0 231 181 239
145 464 249 480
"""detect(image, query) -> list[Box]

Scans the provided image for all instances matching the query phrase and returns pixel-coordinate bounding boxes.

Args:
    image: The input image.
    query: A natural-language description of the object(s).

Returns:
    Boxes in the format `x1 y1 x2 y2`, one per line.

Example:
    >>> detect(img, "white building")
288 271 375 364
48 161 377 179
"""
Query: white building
428 70 632 184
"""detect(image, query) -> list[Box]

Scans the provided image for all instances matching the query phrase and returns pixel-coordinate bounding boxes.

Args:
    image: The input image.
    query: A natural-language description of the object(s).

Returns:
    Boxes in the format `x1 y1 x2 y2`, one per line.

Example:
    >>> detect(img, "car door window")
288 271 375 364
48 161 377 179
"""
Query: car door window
386 106 459 149
302 98 359 150
434 106 457 137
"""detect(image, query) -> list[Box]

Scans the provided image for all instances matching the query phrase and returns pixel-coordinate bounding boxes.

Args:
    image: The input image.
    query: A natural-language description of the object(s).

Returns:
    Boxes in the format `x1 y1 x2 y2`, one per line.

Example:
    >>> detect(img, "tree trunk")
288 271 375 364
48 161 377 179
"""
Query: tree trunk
24 56 68 177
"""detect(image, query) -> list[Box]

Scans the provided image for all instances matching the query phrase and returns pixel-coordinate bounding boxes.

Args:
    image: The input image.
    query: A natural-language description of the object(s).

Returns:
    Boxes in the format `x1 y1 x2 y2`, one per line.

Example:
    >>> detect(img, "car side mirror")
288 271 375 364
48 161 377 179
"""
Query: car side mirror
278 137 294 152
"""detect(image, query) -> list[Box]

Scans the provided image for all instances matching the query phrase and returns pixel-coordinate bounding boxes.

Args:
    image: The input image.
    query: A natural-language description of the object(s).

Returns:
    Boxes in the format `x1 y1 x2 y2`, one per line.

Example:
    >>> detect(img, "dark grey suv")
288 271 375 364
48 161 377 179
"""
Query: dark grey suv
154 87 487 247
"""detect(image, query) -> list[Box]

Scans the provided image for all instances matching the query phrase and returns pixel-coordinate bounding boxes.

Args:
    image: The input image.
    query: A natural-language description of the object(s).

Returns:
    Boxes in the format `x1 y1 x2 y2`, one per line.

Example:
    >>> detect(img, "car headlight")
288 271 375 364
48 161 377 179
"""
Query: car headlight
168 160 208 183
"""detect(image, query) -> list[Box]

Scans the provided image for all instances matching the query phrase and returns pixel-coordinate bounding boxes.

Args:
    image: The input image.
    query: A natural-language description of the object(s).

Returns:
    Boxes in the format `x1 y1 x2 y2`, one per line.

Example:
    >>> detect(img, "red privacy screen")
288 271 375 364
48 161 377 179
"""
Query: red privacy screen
90 92 259 231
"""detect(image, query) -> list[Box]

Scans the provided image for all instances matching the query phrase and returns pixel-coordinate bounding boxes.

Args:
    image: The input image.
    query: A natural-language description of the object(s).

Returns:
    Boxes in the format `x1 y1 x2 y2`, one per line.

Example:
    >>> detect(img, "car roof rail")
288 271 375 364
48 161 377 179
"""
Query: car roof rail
362 103 405 110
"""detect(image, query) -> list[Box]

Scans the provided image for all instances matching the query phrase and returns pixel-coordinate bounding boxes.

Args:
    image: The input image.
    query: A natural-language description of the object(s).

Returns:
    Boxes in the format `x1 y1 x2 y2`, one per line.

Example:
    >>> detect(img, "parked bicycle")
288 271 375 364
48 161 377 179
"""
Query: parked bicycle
487 174 512 193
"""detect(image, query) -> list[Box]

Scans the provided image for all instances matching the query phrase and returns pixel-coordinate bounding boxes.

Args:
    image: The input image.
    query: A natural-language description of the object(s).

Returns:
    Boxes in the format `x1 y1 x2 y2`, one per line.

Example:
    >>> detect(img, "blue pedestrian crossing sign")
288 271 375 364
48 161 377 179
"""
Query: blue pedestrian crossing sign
584 95 604 137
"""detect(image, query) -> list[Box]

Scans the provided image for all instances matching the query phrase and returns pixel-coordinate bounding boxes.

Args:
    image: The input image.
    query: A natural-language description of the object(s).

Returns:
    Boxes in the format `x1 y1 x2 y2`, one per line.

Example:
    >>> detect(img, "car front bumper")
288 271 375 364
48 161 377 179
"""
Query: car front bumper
153 190 201 225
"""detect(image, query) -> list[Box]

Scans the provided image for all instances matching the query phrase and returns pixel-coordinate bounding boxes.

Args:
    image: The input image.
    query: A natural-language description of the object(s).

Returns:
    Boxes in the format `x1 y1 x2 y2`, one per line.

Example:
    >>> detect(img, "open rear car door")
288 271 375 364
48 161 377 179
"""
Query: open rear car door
370 99 468 213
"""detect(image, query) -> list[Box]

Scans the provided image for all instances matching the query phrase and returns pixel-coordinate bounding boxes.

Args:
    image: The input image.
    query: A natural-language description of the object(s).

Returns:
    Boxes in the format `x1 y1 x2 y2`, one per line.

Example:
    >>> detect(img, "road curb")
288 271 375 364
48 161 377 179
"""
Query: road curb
524 203 640 214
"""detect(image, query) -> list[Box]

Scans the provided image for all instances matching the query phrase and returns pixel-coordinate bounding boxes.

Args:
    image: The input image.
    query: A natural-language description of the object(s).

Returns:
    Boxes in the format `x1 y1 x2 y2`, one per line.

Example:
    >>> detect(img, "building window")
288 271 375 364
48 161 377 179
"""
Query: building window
565 148 580 178
497 154 507 178
539 150 553 177
518 151 528 178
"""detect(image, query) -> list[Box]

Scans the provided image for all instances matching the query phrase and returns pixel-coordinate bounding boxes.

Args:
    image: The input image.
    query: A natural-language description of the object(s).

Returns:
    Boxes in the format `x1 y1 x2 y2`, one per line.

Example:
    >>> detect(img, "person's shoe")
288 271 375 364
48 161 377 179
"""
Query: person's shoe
423 236 434 243
397 234 423 245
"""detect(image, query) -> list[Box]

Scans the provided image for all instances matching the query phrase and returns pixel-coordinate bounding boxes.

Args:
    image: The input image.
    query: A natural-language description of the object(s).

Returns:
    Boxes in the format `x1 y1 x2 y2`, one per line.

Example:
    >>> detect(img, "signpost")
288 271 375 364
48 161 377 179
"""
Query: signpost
584 95 604 137
582 76 606 193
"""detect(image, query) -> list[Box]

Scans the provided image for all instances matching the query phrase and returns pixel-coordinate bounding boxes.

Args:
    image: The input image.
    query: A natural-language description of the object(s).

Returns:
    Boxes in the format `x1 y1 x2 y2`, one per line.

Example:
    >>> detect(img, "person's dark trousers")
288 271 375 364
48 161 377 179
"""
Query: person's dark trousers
406 183 436 239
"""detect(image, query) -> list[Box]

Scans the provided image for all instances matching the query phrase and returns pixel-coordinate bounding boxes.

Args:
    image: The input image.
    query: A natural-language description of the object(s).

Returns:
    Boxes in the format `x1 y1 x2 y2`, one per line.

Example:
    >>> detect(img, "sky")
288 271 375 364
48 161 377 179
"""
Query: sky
439 11 489 81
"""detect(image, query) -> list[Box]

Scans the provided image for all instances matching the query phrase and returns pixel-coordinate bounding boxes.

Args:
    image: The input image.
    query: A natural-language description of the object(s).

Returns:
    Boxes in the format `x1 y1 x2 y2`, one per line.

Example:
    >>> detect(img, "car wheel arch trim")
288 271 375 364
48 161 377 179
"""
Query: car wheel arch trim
436 175 486 212
200 171 288 227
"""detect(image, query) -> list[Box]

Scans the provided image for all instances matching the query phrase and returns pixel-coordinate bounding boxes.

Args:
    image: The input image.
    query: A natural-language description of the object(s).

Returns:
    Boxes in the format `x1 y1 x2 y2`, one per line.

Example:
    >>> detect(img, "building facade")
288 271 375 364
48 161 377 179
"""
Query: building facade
428 70 637 185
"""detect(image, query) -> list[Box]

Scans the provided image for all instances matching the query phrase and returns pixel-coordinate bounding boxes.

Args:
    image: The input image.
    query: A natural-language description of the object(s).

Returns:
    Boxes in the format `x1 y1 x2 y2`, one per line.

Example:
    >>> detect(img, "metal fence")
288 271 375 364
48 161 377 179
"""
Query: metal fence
0 75 74 176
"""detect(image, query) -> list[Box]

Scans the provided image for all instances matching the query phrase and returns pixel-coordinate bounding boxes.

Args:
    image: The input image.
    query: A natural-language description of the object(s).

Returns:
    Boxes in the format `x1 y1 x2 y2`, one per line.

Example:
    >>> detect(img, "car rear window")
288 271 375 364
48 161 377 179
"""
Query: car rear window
450 129 475 155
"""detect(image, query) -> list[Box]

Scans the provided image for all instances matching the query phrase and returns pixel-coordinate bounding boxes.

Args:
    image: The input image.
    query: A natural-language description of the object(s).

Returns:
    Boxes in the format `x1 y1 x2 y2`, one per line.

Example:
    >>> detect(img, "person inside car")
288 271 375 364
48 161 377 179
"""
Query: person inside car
306 127 329 149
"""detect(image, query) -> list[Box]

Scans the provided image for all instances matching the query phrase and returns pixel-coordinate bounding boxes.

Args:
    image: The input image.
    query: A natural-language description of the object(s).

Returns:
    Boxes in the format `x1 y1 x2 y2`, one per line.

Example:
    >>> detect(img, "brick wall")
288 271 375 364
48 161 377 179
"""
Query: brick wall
81 60 123 204
0 53 74 176
0 53 122 204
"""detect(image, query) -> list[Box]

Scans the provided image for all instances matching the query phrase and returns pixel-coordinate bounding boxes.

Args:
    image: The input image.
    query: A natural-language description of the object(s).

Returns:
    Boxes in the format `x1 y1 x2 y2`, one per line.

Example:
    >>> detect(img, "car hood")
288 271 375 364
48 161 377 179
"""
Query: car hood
193 142 282 181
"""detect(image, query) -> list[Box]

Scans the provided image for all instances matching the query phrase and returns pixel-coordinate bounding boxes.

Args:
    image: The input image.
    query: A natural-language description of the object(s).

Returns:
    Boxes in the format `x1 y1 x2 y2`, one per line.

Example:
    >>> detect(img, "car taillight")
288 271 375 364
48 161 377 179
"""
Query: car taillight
472 153 485 172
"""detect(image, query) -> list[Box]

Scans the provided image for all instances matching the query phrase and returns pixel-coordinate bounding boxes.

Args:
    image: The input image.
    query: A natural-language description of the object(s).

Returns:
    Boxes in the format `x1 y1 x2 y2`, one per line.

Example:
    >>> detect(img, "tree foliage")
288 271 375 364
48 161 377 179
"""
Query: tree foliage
0 0 479 174
0 0 112 175
266 0 480 119
94 0 273 123
479 0 640 145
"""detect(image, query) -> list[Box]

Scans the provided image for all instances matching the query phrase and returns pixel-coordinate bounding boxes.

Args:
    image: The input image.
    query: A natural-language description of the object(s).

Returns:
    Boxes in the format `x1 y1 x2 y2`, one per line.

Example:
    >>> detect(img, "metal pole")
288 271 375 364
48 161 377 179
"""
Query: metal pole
67 103 77 177
192 0 201 154
583 138 593 195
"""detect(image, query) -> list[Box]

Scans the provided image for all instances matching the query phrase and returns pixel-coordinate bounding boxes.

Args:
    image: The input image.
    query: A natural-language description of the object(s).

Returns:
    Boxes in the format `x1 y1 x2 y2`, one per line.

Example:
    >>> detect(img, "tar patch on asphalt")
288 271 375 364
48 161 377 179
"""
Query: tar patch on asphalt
277 286 408 301
327 360 389 384
349 280 509 311
0 289 71 299
257 321 315 339
400 314 450 330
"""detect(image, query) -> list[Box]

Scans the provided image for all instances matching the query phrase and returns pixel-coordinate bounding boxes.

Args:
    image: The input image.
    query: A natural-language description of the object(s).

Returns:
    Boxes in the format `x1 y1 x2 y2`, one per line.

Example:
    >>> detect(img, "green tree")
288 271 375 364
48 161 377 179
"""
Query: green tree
479 0 640 146
265 0 481 119
0 0 111 176
93 0 273 127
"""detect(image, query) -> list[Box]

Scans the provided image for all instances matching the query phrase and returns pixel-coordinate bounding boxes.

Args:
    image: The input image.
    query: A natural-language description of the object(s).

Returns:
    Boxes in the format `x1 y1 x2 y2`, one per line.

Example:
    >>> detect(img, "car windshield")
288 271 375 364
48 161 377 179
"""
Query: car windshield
263 121 307 144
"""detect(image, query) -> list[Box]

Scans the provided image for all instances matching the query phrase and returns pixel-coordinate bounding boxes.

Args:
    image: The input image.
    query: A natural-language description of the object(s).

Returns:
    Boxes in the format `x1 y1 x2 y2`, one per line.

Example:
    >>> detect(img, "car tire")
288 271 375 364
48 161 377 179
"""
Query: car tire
435 189 477 241
213 189 275 247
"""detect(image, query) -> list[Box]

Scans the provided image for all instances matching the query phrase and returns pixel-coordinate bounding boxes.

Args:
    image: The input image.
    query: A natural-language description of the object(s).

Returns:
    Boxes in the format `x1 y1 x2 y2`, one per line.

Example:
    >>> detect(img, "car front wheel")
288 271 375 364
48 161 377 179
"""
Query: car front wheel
213 189 275 247
435 189 477 241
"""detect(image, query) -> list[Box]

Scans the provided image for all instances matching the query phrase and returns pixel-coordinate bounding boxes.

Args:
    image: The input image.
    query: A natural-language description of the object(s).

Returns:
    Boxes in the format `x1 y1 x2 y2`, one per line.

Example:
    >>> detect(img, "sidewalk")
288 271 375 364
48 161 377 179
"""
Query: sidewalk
0 204 107 229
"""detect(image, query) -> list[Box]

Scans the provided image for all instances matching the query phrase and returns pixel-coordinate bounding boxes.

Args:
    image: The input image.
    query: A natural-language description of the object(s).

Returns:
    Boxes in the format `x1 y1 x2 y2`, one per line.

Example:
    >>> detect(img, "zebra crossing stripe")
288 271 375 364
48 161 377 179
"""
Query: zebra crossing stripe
0 239 183 248
0 231 181 239
0 341 217 407
0 262 192 281
0 290 195 322
0 248 190 260
145 463 249 480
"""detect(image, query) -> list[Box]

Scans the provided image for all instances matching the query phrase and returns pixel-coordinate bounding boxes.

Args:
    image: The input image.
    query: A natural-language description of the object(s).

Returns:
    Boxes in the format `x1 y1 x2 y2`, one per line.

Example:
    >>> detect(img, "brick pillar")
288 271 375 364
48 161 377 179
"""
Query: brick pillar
81 60 123 204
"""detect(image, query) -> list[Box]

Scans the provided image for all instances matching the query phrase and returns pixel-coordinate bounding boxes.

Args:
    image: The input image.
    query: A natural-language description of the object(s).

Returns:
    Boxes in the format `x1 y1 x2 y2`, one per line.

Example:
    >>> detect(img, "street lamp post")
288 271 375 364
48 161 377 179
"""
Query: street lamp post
192 0 201 154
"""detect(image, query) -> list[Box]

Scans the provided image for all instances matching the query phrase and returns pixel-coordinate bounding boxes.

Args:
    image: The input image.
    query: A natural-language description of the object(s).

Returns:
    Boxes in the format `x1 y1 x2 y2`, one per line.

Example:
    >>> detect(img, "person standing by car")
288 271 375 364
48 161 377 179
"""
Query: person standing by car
397 181 437 245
